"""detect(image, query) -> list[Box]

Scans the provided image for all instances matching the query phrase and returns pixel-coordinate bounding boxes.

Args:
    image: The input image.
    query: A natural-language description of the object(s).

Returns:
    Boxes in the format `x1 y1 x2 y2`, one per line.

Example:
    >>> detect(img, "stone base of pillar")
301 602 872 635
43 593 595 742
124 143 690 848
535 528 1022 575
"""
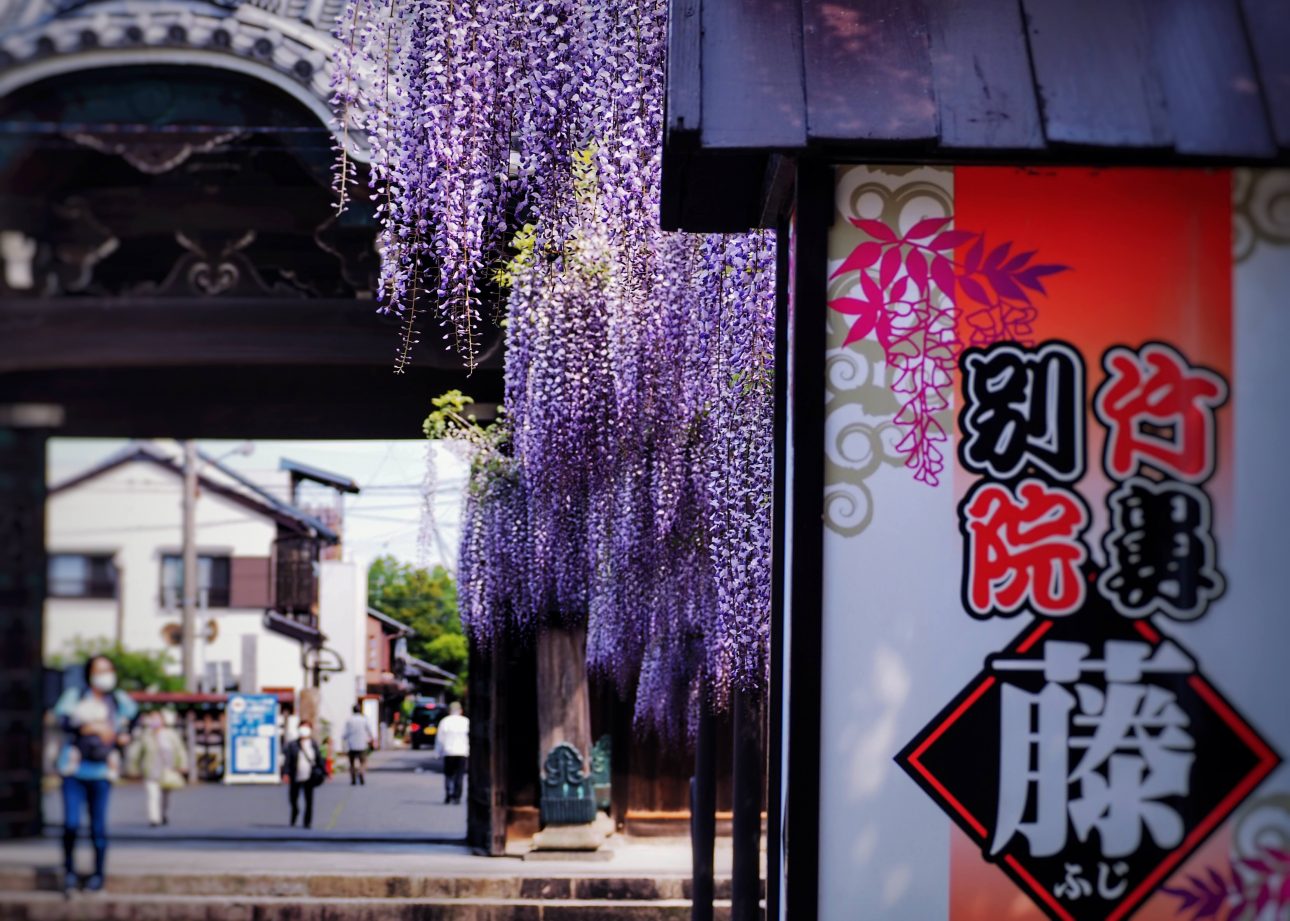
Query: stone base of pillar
527 822 611 856
528 811 614 853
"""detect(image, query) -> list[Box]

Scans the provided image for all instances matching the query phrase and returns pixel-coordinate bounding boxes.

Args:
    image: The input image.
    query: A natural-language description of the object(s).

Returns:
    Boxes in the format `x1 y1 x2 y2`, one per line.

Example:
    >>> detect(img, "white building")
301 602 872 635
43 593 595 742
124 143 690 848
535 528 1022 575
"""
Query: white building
44 442 346 695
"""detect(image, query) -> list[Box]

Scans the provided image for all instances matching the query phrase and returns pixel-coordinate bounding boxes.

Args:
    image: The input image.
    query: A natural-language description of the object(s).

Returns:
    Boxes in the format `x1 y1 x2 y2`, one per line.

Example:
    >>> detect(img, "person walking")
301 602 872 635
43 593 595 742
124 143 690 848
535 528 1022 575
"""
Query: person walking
53 655 138 894
282 721 325 829
342 704 374 786
132 710 186 827
434 702 469 805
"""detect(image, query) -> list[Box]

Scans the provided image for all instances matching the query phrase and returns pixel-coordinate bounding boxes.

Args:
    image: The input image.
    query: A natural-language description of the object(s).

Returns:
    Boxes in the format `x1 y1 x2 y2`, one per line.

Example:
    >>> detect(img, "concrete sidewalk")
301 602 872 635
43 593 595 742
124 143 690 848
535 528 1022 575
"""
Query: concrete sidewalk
0 835 744 920
15 751 755 920
0 835 730 880
43 747 466 842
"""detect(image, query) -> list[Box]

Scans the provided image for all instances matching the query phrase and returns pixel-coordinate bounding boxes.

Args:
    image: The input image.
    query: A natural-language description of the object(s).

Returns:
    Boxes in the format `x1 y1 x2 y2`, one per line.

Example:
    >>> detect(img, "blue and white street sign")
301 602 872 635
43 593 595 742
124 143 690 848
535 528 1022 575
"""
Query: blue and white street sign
224 693 280 784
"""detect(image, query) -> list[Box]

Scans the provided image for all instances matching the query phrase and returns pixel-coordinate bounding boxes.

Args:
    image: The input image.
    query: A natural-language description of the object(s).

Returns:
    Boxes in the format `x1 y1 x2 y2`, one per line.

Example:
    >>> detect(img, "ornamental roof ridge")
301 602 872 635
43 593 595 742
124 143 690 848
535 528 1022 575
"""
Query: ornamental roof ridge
0 0 369 160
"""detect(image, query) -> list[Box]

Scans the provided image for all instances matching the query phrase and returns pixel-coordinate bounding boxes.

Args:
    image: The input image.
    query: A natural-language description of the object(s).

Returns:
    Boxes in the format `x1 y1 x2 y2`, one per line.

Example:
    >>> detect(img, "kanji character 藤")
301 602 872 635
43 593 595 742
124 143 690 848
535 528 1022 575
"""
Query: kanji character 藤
1067 682 1193 857
1100 477 1225 620
961 479 1089 617
961 341 1085 482
991 640 1195 859
1094 343 1228 483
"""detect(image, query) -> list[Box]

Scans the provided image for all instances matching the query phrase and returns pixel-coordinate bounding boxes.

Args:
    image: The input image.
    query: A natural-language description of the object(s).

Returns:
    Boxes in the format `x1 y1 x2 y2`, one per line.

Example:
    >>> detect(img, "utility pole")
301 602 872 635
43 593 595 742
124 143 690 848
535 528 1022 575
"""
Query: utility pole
181 440 198 693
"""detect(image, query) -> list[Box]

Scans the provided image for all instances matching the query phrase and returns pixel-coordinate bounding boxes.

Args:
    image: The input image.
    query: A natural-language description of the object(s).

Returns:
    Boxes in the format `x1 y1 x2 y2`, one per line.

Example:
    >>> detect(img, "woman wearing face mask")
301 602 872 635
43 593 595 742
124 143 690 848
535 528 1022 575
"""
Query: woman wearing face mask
281 721 325 829
53 655 138 895
131 710 187 827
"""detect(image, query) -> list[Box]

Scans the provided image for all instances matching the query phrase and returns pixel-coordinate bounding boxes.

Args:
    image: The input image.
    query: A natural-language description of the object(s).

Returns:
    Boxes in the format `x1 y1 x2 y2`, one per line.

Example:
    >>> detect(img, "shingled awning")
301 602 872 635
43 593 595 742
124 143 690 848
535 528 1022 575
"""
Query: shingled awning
662 0 1290 231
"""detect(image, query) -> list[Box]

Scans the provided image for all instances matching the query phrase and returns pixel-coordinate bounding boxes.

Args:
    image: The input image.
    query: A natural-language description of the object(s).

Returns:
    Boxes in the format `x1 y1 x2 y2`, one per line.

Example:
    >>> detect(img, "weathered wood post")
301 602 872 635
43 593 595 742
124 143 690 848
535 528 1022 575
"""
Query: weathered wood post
690 694 716 921
731 686 763 921
532 623 607 850
535 624 592 764
0 409 57 838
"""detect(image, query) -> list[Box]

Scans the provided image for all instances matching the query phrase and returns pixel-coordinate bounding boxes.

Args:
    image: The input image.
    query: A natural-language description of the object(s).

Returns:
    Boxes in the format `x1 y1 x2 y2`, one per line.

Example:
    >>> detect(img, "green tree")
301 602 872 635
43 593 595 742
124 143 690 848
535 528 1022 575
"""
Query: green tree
49 638 185 693
368 555 468 694
424 633 468 675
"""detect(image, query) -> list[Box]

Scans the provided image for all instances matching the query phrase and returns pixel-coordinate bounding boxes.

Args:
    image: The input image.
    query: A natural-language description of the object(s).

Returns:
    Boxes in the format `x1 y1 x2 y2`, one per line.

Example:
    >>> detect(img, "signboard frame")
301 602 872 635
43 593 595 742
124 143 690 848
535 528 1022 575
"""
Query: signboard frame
223 692 281 785
776 159 1289 921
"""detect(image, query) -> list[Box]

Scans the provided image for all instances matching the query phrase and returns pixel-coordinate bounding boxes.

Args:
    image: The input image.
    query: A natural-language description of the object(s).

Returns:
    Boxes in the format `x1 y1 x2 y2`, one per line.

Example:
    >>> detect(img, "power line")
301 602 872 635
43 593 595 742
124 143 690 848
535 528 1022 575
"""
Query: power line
51 518 253 536
350 513 445 524
46 479 465 494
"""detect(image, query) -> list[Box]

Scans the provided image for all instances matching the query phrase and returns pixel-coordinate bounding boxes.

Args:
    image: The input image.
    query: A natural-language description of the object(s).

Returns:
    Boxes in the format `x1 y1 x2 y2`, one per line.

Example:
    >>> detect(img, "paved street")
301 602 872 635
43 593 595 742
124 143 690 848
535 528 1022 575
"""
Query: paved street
45 748 466 841
0 836 728 878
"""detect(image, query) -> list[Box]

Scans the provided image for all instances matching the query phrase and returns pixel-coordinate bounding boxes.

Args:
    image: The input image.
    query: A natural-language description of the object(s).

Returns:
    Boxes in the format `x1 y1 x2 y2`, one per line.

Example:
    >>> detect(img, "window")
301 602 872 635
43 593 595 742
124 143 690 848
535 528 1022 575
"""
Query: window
160 554 231 608
48 554 117 599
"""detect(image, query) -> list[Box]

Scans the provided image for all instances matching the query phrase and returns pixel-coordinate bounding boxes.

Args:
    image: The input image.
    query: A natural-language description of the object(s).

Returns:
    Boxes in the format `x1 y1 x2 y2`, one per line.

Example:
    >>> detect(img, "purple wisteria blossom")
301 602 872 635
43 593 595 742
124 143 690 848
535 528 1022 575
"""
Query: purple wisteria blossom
335 0 775 736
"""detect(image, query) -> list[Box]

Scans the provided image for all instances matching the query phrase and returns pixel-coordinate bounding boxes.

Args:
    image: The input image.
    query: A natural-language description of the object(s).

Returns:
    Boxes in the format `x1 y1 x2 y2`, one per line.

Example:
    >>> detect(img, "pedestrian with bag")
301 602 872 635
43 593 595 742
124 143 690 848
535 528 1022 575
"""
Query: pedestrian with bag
342 703 374 786
132 710 186 827
282 720 326 829
53 654 138 895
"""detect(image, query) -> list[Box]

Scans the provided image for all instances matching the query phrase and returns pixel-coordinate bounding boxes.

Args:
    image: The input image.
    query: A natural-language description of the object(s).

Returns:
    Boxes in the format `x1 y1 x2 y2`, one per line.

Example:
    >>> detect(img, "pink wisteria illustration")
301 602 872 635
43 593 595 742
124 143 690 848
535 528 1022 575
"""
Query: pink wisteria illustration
829 215 1068 485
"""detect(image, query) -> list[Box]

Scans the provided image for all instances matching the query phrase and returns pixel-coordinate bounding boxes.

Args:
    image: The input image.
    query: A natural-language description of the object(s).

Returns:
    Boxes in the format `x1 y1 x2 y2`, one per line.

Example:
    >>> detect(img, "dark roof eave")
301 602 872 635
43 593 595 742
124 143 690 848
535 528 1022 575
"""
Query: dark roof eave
367 606 415 636
661 0 1290 232
263 610 326 645
280 458 361 494
50 442 340 542
406 655 456 683
200 449 340 542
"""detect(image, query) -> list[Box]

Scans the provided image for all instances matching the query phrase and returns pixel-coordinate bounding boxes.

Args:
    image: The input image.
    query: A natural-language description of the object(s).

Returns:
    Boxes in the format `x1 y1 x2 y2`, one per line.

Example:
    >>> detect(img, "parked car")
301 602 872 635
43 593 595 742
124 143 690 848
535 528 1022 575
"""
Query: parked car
408 702 443 750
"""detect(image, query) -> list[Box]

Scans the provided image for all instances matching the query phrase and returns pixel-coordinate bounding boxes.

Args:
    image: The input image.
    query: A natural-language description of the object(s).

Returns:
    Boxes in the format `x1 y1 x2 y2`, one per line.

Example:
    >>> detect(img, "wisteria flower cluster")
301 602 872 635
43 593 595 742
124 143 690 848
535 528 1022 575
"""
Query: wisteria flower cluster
829 217 1067 484
335 0 776 737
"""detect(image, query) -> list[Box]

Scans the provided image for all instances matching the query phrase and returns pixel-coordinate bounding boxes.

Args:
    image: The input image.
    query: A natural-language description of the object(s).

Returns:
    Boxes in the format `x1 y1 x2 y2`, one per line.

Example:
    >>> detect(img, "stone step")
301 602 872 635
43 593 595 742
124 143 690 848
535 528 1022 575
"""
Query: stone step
0 870 738 901
0 892 736 920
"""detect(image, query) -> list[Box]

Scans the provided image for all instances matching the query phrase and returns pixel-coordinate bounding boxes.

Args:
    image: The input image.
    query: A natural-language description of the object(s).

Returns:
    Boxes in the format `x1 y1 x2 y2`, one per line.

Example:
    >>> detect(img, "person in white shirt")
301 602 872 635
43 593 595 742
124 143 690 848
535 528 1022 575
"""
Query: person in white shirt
434 702 469 804
342 704 374 786
281 722 324 828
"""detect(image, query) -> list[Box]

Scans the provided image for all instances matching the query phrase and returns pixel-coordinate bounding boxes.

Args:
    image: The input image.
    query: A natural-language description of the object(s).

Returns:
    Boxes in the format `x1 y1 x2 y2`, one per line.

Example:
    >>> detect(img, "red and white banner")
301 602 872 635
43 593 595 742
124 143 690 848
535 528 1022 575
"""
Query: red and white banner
818 166 1290 921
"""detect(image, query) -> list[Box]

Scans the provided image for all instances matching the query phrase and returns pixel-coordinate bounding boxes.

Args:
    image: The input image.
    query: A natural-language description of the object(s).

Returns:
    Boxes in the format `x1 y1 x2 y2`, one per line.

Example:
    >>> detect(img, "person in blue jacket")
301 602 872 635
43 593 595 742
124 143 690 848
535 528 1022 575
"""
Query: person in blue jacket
53 654 138 894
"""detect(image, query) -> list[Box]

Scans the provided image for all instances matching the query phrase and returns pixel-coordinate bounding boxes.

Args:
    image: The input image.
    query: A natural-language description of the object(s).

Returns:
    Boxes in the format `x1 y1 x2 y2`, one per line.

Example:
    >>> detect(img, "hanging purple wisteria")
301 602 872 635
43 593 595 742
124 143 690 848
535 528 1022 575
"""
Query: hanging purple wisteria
333 0 775 736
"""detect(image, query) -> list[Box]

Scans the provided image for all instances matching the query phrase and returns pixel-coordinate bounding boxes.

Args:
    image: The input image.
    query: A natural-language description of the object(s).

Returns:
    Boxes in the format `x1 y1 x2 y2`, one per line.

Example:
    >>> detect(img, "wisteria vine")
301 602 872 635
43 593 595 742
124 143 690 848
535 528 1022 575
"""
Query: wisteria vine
334 0 775 738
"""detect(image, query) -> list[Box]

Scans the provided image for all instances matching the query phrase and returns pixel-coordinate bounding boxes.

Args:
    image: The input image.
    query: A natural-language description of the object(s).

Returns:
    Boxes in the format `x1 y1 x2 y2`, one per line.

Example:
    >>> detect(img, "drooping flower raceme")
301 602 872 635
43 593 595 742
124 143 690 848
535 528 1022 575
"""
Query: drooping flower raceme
336 0 775 736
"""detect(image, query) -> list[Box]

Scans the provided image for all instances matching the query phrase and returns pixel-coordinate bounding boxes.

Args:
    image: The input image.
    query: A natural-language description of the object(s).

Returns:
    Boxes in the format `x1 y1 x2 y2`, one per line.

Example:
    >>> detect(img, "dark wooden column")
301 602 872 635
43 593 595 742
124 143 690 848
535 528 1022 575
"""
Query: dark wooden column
536 625 592 764
690 694 717 921
467 634 509 854
0 412 55 838
731 687 764 921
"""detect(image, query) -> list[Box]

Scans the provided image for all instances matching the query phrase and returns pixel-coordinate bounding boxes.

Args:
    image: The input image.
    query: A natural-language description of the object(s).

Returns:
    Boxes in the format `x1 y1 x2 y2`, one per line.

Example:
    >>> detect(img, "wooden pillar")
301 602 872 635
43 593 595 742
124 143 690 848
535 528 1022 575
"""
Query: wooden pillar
610 691 632 833
690 695 717 921
535 624 591 764
297 686 320 727
467 633 508 855
0 420 52 838
731 687 763 921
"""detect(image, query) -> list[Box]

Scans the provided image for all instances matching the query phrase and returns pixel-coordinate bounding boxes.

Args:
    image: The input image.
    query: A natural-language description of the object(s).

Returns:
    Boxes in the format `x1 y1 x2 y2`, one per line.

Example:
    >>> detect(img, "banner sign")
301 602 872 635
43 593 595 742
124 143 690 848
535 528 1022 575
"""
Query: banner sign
818 167 1290 921
224 693 280 784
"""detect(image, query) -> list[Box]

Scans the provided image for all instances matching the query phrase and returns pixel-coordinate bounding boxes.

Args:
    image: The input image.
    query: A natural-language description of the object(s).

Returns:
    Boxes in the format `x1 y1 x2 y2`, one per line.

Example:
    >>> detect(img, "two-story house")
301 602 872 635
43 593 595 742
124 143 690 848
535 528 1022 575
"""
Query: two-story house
45 441 345 694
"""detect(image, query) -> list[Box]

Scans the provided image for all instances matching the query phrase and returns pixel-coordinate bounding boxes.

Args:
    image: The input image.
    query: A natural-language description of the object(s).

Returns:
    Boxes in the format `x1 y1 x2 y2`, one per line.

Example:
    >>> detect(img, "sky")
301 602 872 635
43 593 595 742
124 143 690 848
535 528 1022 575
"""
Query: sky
47 438 469 571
